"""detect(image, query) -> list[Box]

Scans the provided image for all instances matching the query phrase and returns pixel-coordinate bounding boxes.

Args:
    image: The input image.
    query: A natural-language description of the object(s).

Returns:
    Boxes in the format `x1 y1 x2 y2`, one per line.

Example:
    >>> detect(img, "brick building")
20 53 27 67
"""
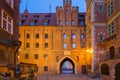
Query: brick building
0 0 20 78
85 0 107 72
19 0 92 75
98 0 120 80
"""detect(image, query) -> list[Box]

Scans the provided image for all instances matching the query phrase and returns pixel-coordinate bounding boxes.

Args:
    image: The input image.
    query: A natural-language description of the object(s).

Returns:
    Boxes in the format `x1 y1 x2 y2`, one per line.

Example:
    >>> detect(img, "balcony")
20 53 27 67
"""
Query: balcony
99 52 120 61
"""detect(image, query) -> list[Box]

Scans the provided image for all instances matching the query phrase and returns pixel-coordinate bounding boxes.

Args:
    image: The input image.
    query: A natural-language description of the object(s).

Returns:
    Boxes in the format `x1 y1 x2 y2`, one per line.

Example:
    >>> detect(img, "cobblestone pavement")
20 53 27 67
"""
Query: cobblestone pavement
37 74 91 80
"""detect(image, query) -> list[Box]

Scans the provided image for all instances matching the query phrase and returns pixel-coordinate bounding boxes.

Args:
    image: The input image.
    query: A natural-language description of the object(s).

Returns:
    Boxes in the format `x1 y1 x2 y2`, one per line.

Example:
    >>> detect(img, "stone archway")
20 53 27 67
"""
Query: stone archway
57 56 77 74
115 63 120 80
60 58 74 74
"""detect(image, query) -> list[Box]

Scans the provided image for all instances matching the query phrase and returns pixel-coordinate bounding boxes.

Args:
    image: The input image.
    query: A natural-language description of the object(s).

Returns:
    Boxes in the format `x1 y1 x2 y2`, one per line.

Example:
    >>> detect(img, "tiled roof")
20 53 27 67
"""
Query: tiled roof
20 12 57 26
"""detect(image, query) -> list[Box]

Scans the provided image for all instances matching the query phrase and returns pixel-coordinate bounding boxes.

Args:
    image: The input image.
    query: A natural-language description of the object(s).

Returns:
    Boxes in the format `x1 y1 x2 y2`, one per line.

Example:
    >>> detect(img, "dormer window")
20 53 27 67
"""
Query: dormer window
22 15 27 20
30 21 35 26
34 15 39 20
66 10 68 14
45 15 50 20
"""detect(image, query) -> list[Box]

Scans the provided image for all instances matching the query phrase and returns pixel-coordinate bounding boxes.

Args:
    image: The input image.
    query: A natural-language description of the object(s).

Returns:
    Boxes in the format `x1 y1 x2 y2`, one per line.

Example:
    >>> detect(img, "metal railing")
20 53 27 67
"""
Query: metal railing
100 52 120 61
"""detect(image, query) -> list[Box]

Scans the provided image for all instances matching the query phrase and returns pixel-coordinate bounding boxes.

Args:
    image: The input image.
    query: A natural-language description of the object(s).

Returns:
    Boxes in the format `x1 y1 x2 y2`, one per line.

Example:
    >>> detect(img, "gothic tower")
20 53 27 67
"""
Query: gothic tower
56 0 78 26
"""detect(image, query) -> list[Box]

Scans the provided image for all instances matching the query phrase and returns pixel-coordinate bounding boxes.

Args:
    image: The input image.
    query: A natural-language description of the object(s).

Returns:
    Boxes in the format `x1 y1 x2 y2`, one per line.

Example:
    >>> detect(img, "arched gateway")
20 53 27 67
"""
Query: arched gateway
57 56 77 74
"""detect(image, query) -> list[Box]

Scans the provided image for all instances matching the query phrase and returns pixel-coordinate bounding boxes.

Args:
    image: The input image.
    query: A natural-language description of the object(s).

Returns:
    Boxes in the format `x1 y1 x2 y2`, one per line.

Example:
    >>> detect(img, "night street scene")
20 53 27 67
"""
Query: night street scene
0 0 120 80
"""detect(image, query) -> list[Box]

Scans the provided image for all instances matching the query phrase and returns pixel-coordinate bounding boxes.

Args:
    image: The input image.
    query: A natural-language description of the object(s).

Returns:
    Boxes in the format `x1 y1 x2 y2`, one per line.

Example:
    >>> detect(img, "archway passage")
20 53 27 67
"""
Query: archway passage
115 63 120 80
60 58 75 74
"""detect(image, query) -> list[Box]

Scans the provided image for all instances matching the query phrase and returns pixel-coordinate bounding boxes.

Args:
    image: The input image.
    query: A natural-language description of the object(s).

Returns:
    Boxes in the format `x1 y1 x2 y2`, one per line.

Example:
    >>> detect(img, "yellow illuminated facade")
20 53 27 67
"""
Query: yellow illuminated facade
19 0 92 75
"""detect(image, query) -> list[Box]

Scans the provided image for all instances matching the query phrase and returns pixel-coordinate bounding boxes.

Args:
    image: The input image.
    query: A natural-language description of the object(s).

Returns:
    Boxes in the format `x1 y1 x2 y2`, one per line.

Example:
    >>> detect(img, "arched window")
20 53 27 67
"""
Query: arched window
101 64 109 75
63 34 66 39
72 34 76 39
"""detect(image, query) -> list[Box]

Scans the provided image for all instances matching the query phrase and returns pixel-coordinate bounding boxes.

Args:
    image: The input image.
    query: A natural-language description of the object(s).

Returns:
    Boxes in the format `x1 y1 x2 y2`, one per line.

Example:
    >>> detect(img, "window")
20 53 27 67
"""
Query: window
45 16 50 20
35 34 39 39
26 34 30 39
45 43 48 48
35 43 39 48
44 54 48 59
25 54 29 59
98 5 103 12
72 34 76 39
66 10 68 14
79 21 84 25
81 42 85 48
44 66 48 71
99 35 104 41
63 34 66 39
45 34 48 38
43 21 48 26
22 15 28 20
59 20 62 26
30 21 35 26
1 10 13 34
108 0 114 17
72 43 76 48
26 43 30 48
34 15 39 20
72 20 75 26
64 43 67 48
34 54 38 59
81 33 85 39
65 20 68 26
109 22 114 35
19 21 22 26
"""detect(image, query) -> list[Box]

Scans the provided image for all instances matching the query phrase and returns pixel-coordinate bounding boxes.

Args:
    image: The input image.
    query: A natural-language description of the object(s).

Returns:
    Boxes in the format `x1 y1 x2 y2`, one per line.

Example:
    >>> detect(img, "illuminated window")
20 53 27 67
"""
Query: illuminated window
25 54 29 59
1 10 13 34
64 43 67 48
63 34 66 39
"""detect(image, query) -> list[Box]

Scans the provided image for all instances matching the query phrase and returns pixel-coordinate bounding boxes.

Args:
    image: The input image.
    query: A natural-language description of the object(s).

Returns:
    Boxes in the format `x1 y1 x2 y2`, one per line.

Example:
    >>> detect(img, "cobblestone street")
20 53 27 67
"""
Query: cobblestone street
37 74 92 80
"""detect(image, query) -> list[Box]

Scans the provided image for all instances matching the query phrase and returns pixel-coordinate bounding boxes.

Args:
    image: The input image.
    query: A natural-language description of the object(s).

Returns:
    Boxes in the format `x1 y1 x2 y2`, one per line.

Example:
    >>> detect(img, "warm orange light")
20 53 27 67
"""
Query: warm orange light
86 49 93 53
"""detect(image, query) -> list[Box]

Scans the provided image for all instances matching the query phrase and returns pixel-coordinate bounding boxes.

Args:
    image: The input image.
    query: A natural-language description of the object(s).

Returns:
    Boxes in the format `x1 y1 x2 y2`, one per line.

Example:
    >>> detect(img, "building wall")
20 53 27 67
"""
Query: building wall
0 0 20 77
86 0 107 71
19 26 92 75
98 0 120 80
